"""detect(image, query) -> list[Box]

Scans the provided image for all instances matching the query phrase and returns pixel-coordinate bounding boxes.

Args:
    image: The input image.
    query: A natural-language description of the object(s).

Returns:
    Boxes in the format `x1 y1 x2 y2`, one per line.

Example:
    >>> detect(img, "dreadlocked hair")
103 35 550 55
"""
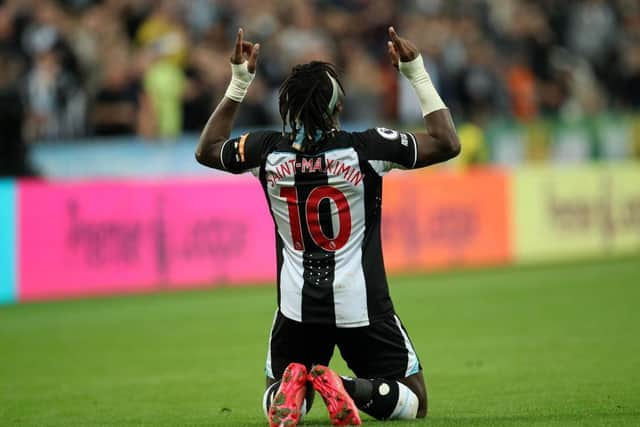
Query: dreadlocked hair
278 61 345 151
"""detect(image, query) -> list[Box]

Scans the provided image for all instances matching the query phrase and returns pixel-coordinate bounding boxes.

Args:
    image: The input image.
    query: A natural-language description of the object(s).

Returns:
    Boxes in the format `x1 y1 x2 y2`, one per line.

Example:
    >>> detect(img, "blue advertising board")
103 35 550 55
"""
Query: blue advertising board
0 180 16 304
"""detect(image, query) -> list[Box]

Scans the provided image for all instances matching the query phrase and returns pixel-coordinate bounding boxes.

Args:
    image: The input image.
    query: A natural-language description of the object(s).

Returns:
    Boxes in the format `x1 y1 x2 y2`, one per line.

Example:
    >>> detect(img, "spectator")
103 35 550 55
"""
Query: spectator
91 49 140 136
24 28 86 140
566 0 617 74
340 40 385 123
456 40 508 120
0 52 37 176
507 51 538 122
0 0 637 141
136 0 188 138
135 0 188 66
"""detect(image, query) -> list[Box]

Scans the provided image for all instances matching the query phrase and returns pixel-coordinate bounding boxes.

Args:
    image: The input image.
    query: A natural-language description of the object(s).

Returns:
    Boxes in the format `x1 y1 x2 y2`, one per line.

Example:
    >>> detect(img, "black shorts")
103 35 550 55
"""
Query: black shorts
265 311 422 381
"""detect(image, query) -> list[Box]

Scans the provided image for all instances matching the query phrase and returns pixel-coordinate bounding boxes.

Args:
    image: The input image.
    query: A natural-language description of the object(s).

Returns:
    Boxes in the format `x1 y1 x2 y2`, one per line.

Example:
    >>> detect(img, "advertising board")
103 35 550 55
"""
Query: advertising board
18 179 276 301
514 164 640 261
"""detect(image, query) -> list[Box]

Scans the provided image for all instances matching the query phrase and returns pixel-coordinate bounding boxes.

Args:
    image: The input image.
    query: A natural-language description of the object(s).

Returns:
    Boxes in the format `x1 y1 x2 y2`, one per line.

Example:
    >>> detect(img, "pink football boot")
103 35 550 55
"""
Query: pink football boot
269 362 308 427
309 365 361 426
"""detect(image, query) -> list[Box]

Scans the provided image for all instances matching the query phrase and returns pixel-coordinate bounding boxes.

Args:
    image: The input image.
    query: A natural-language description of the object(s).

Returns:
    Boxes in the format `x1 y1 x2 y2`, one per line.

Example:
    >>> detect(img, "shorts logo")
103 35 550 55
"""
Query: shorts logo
376 127 399 140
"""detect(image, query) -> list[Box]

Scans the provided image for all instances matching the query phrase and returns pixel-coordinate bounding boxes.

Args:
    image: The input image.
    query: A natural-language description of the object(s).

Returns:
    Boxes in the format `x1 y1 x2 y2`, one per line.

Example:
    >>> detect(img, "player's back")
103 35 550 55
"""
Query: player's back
240 127 419 327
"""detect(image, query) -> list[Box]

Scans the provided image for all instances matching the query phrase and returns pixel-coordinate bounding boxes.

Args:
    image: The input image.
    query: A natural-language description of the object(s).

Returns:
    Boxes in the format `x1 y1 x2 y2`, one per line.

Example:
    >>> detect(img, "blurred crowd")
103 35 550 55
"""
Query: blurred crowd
1 0 640 148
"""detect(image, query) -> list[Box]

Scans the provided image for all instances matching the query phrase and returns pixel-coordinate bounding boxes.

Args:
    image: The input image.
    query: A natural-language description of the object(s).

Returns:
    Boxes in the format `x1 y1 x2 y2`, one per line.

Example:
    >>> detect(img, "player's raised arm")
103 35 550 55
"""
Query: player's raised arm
387 26 460 167
195 28 260 169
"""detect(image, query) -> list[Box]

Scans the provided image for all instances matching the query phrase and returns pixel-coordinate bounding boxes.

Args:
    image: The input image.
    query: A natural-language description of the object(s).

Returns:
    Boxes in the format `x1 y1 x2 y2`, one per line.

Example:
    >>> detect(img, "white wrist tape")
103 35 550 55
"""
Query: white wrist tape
399 54 446 116
224 62 255 102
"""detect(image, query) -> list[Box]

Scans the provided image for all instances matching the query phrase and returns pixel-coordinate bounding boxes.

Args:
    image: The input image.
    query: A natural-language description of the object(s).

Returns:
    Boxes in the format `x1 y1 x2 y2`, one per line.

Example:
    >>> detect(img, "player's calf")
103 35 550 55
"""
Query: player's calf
340 375 425 420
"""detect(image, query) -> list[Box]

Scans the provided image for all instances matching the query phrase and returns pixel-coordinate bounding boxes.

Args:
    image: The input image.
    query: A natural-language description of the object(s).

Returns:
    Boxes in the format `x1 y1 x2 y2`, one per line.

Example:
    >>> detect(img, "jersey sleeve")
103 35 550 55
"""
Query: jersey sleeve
219 130 276 175
354 127 418 175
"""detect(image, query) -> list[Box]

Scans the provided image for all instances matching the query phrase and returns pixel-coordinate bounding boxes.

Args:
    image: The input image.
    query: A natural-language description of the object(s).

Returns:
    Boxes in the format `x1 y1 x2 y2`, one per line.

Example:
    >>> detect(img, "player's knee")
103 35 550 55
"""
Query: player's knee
391 381 421 420
416 398 427 418
358 379 420 420
409 383 427 418
399 374 427 418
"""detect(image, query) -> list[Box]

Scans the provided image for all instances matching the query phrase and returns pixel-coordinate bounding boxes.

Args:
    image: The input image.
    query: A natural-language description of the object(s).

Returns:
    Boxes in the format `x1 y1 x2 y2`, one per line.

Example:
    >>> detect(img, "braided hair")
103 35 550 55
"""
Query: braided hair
278 61 345 151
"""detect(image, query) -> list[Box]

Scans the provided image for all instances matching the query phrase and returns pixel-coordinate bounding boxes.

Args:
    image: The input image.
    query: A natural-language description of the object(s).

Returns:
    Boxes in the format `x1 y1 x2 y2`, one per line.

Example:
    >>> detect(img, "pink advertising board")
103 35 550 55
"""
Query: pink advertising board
18 178 276 301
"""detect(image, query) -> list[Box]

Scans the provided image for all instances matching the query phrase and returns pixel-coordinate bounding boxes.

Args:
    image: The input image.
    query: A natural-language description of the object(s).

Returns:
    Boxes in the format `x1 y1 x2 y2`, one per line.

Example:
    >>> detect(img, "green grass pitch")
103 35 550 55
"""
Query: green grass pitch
1 255 639 426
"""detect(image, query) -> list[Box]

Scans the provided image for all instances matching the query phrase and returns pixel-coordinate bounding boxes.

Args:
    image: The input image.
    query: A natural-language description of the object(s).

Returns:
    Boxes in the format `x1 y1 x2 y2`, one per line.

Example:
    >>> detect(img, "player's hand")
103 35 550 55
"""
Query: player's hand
387 26 419 68
231 28 260 74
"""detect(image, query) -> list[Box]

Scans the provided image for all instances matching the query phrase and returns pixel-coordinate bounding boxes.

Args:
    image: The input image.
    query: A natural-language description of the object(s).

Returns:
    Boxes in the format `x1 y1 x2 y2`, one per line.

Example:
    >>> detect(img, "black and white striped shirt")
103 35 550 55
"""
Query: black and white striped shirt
221 127 418 327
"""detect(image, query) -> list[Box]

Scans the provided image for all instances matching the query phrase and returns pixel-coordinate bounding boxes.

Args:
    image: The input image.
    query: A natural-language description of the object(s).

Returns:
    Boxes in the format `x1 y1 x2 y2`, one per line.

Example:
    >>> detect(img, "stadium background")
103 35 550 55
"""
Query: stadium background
0 0 639 426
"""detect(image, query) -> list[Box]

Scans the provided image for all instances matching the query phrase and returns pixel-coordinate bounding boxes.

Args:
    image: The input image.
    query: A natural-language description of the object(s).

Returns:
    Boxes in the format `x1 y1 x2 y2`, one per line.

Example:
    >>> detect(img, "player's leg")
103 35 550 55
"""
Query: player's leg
397 370 427 417
262 310 334 425
336 313 427 420
339 371 427 419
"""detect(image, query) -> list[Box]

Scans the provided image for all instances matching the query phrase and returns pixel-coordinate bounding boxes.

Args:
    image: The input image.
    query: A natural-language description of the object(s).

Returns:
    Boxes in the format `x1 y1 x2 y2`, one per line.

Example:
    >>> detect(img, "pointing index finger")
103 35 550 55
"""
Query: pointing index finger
388 26 400 43
235 28 243 58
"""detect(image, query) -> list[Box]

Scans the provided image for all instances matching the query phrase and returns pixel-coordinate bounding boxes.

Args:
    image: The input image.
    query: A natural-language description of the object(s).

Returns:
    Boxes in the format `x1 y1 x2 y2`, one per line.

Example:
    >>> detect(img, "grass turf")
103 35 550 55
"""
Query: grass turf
1 255 639 426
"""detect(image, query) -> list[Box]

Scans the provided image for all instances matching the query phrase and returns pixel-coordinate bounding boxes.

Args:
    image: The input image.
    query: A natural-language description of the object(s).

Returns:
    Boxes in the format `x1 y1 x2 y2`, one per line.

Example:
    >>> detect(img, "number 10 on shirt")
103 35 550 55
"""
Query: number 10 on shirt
281 186 352 252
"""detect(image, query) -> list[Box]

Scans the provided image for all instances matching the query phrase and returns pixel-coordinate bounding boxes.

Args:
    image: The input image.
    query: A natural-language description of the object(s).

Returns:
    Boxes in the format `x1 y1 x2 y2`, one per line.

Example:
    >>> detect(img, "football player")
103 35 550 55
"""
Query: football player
196 26 460 426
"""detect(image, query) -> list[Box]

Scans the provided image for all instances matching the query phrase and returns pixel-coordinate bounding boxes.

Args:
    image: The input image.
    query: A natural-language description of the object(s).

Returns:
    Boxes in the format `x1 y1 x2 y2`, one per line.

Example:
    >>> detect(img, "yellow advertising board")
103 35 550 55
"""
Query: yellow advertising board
514 163 640 261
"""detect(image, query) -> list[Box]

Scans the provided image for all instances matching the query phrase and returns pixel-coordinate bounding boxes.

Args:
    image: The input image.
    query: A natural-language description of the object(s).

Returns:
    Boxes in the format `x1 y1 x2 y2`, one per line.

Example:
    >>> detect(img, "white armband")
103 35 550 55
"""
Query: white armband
399 54 446 117
224 62 255 103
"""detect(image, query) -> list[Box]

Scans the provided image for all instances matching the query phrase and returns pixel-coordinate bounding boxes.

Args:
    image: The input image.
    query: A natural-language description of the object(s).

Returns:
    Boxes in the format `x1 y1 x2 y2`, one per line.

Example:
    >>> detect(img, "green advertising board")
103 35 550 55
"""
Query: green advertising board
514 164 640 262
485 113 639 166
